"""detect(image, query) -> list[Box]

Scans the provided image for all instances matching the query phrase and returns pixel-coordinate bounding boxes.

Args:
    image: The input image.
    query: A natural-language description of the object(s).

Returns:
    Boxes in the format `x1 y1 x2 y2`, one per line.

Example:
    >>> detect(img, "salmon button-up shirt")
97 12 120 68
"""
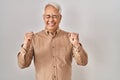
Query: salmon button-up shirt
17 29 88 80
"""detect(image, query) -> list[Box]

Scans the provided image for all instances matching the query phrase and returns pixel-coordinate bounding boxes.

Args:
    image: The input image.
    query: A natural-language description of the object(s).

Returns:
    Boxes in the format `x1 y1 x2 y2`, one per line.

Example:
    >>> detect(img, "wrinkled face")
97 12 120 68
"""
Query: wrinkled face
43 5 62 32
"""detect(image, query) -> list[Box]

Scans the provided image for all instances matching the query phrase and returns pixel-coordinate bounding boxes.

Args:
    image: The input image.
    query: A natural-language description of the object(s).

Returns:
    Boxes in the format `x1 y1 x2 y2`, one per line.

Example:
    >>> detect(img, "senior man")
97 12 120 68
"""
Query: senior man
17 2 88 80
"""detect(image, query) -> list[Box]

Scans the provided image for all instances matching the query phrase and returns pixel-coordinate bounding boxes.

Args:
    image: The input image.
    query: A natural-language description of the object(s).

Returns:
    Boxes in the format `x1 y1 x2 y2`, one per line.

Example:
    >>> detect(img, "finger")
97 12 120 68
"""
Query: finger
72 33 78 38
76 33 79 37
27 32 34 37
28 32 34 36
25 32 34 41
30 32 34 35
68 33 71 38
71 33 75 38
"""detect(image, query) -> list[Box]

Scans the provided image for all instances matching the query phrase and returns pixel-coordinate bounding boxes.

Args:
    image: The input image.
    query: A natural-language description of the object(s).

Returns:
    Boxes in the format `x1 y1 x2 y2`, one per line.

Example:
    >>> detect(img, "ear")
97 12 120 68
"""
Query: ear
60 15 62 20
59 14 62 22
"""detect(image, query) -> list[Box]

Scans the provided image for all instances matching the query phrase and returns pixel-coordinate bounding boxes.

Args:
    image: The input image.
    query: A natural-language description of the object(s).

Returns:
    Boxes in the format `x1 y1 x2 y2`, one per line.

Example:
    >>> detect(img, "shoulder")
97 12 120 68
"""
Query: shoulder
34 30 45 37
59 29 70 35
31 30 46 41
58 29 72 46
58 29 70 40
32 30 45 44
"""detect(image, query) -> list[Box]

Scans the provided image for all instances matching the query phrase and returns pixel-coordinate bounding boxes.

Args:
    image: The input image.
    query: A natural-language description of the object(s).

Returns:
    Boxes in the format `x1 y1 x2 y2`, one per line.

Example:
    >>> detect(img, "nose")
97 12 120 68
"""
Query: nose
49 17 54 21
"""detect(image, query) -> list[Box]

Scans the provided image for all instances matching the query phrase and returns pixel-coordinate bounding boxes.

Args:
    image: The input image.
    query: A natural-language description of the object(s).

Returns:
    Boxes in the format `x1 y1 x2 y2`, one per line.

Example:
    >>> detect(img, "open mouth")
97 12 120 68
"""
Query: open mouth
48 22 56 27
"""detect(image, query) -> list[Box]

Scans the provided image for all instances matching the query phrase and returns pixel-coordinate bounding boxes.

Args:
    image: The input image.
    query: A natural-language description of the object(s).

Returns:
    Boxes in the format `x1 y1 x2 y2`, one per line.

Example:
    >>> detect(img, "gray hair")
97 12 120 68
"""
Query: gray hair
44 2 62 14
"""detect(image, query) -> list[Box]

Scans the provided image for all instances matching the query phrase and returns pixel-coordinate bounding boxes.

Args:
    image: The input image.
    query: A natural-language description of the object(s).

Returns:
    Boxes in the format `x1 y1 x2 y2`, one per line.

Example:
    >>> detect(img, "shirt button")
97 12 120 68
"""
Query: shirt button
52 46 55 48
53 65 56 68
54 75 56 78
52 55 55 58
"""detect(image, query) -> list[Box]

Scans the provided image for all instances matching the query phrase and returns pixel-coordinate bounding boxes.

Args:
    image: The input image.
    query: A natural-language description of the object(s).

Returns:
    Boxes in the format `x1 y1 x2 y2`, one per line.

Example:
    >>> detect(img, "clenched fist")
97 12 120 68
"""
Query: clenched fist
68 33 80 47
23 32 34 49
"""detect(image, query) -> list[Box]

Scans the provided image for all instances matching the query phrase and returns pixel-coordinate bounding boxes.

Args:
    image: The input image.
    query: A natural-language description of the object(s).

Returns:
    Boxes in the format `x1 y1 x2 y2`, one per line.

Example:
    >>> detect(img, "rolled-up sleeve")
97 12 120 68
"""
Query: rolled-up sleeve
17 44 34 68
72 43 88 66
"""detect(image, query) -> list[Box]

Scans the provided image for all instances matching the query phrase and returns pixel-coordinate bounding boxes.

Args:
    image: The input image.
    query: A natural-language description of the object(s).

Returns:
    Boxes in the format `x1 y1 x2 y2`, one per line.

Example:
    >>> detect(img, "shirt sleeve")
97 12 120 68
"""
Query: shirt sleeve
72 43 88 66
17 44 34 68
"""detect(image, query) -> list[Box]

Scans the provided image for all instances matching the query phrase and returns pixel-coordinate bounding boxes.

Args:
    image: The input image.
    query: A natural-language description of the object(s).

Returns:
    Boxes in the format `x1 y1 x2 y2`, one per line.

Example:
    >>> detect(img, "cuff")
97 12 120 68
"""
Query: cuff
73 43 82 53
19 44 28 55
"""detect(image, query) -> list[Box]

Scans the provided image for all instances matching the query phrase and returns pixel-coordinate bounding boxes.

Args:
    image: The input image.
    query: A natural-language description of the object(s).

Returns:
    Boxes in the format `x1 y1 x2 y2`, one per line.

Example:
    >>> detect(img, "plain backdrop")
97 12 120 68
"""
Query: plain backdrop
0 0 120 80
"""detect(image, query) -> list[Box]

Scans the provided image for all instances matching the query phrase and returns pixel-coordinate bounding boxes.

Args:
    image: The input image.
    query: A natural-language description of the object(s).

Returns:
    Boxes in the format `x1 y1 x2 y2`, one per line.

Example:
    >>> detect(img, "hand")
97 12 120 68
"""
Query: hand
68 33 80 47
23 32 34 49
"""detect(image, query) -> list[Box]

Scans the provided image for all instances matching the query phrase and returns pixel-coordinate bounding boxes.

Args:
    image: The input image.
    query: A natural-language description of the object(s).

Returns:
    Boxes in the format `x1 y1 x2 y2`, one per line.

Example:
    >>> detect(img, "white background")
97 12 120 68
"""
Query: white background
0 0 120 80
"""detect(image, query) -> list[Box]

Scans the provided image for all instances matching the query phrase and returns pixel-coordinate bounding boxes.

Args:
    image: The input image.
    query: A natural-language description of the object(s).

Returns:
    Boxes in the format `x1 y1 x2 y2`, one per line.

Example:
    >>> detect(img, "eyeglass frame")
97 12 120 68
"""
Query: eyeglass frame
43 14 61 19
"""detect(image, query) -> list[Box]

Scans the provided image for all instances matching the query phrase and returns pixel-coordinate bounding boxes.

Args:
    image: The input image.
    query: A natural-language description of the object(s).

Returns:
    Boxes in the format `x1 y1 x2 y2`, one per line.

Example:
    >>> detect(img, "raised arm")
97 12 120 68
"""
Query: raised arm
17 32 34 68
68 33 88 66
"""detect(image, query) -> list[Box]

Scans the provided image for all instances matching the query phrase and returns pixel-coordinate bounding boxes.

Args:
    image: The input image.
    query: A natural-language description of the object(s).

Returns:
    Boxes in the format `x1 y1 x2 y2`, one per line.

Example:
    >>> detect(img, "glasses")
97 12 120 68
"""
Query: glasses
44 15 60 19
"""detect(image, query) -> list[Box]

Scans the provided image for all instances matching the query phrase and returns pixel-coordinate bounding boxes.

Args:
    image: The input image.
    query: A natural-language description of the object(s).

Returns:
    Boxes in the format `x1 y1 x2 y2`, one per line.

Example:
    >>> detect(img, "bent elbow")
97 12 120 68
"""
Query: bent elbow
77 61 88 66
18 62 27 69
77 57 88 66
81 61 88 66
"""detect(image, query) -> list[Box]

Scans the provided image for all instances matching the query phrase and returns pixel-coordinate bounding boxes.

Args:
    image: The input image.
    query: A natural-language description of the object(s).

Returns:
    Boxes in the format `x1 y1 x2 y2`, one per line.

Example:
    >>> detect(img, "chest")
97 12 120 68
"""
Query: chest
33 35 73 60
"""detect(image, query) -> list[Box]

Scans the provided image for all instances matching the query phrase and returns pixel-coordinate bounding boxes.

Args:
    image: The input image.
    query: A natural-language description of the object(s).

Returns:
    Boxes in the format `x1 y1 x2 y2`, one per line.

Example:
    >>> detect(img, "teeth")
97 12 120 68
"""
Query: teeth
48 22 55 26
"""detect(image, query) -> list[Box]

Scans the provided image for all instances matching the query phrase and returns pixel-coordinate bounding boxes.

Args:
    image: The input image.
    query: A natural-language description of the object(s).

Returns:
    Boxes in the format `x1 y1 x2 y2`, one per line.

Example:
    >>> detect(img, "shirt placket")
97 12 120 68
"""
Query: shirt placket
51 37 57 80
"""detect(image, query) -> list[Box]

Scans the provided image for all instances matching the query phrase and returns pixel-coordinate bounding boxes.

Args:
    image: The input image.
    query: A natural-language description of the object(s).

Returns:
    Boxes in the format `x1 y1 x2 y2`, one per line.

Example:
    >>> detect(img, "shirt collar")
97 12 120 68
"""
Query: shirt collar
45 28 60 36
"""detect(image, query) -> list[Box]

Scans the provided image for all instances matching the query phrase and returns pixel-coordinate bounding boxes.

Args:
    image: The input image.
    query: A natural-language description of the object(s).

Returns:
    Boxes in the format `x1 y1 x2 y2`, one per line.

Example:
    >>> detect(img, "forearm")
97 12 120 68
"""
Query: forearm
17 44 33 68
73 43 88 66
